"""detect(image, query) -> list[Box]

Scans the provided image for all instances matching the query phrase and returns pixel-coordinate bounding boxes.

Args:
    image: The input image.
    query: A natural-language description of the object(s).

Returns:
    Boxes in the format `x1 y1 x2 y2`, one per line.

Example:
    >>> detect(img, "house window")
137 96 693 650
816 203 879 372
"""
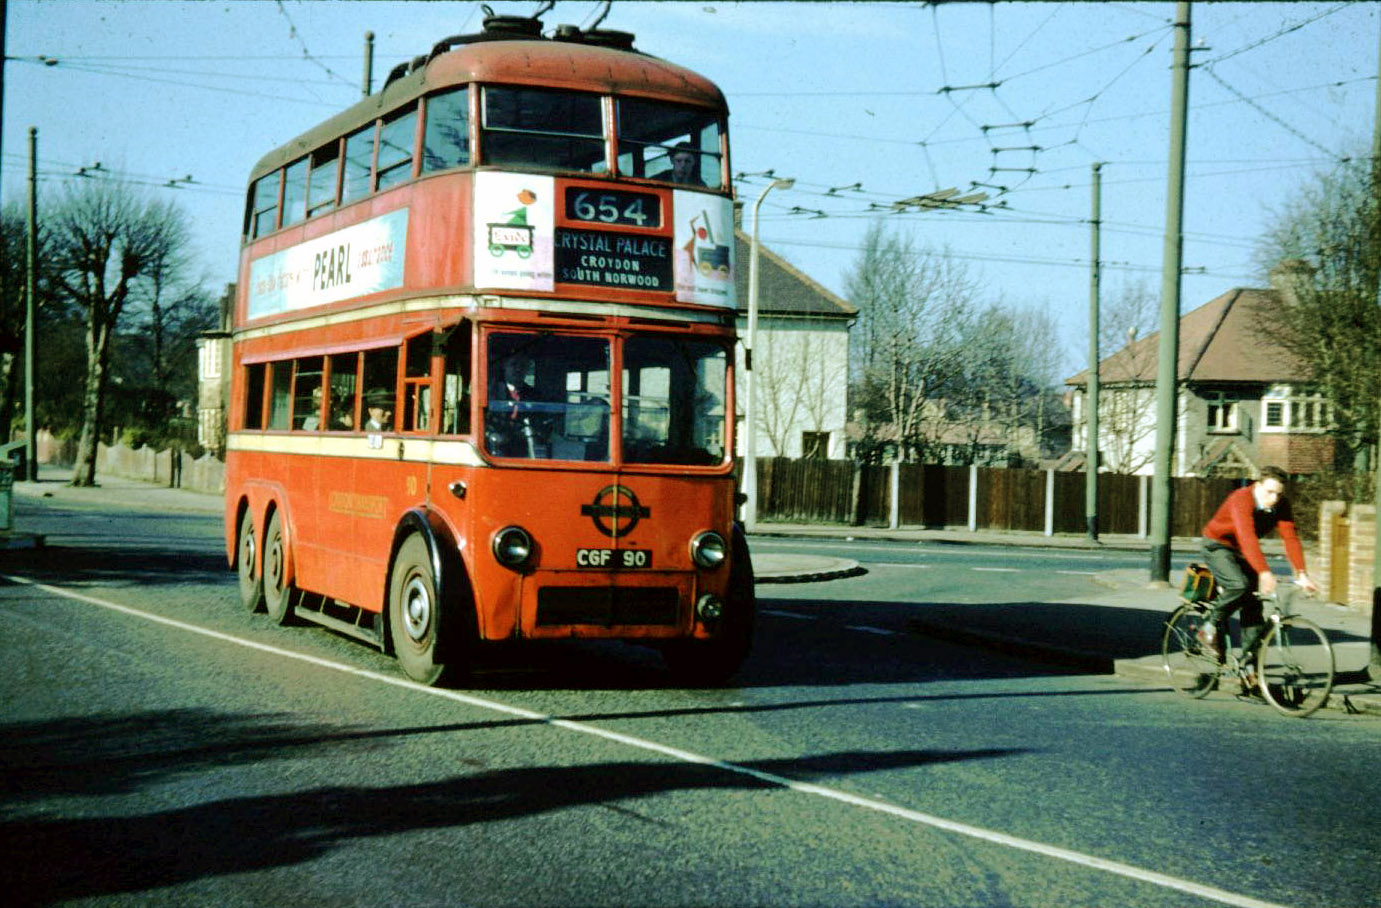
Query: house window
1261 385 1329 434
1206 395 1237 433
802 431 830 460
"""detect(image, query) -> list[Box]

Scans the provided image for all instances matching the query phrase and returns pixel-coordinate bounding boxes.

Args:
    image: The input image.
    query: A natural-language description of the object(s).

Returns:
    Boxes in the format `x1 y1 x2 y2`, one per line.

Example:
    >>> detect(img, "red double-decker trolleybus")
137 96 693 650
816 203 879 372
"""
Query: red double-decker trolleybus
226 13 753 686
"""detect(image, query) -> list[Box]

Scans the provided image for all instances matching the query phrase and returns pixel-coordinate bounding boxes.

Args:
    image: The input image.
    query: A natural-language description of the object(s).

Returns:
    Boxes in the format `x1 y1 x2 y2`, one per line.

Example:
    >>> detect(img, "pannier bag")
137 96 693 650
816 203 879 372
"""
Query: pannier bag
1180 563 1216 603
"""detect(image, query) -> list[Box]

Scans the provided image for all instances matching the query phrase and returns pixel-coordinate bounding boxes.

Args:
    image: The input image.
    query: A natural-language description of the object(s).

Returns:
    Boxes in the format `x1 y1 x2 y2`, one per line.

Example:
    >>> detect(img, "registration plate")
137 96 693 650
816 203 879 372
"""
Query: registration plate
576 548 652 569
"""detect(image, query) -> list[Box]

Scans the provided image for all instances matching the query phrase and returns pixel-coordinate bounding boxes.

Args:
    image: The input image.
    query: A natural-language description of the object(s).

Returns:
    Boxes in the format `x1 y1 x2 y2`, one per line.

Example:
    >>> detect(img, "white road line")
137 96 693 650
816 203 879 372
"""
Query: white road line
1056 570 1099 576
1 573 1294 908
749 541 1118 563
761 609 815 620
861 562 934 569
972 567 1021 573
844 625 896 636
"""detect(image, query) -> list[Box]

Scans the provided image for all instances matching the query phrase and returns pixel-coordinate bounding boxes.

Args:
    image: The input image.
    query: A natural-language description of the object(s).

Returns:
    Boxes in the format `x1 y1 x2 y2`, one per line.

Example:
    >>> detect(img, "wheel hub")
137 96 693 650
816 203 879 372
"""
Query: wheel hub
402 577 431 642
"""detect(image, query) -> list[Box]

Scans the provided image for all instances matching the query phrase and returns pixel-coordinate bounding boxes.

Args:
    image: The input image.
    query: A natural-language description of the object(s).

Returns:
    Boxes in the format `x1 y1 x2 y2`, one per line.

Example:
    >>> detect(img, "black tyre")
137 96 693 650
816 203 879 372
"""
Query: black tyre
389 534 461 686
1257 617 1334 718
1161 604 1217 699
262 512 296 626
237 509 265 614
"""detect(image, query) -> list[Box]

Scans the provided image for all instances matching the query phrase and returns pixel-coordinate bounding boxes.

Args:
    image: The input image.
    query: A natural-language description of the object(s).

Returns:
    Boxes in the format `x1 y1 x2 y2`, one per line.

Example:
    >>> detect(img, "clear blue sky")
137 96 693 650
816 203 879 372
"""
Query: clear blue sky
4 1 1378 376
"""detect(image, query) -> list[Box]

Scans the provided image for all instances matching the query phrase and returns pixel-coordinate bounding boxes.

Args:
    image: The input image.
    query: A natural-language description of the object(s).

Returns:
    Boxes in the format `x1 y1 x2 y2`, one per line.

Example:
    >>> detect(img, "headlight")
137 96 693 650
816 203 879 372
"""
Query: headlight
492 526 533 569
690 531 728 569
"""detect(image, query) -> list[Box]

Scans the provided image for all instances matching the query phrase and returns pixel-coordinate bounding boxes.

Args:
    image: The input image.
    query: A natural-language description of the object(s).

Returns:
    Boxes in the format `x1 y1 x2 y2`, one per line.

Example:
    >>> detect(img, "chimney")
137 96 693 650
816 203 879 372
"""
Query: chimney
1268 259 1314 304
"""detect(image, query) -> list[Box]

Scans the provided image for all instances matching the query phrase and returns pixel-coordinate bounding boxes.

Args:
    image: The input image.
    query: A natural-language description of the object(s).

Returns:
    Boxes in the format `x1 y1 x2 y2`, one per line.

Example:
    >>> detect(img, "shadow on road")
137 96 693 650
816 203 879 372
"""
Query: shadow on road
0 707 1028 905
0 544 229 588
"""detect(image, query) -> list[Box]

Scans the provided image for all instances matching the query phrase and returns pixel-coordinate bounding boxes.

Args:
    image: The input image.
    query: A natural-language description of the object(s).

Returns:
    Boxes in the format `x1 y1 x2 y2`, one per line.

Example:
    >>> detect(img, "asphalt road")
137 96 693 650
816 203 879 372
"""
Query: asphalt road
1 495 1377 908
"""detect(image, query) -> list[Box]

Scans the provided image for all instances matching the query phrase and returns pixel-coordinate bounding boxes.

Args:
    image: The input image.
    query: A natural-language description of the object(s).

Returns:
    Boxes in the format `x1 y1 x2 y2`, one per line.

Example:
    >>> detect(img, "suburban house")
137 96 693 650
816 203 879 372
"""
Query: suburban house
195 285 235 458
732 226 856 460
1064 262 1335 477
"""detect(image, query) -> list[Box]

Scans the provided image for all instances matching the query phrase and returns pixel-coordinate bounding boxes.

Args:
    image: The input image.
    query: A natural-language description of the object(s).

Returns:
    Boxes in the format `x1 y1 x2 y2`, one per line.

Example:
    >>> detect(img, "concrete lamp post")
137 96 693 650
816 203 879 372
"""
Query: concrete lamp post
742 176 794 533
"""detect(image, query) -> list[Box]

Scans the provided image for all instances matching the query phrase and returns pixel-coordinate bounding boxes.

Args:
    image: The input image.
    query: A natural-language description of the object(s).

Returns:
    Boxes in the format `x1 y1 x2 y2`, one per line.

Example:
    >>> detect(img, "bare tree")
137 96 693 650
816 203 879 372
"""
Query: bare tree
1090 280 1159 474
0 205 34 443
1254 156 1381 469
935 302 1061 466
123 248 218 442
46 178 190 486
846 221 979 462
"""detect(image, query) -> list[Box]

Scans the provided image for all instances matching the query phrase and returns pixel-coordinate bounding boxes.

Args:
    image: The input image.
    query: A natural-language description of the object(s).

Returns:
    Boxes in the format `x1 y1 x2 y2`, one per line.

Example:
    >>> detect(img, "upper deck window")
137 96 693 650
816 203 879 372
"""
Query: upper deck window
307 142 341 217
422 88 470 173
249 172 280 238
482 87 605 173
377 108 418 190
343 125 375 204
617 99 723 189
282 157 309 228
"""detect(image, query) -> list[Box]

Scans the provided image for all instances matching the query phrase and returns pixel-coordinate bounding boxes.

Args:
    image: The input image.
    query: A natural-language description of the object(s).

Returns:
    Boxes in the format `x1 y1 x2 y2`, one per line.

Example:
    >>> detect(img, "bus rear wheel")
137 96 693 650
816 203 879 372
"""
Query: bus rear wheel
389 534 459 686
237 510 265 613
262 512 296 626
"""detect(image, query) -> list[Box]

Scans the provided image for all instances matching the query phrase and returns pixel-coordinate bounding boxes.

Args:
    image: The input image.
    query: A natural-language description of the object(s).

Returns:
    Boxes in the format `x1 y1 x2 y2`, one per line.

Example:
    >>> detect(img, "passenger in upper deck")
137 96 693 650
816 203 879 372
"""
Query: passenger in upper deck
669 142 706 187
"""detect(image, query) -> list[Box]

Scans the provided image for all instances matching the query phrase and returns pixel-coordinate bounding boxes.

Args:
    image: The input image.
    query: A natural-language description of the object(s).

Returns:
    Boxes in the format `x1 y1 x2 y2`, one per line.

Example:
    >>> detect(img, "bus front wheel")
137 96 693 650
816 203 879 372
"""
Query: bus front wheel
389 534 457 686
237 510 265 613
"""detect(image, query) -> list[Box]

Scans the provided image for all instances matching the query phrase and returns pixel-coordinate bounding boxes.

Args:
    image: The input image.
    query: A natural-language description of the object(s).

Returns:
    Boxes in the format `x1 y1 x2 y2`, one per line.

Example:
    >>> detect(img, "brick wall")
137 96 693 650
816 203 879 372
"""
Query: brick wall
1318 500 1375 614
1317 500 1348 602
1348 505 1376 613
1258 433 1335 474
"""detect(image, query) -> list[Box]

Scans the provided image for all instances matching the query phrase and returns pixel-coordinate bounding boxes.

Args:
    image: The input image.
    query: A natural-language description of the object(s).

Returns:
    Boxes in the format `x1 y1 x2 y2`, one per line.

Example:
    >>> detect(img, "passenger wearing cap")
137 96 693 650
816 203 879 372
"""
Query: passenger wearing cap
365 390 393 431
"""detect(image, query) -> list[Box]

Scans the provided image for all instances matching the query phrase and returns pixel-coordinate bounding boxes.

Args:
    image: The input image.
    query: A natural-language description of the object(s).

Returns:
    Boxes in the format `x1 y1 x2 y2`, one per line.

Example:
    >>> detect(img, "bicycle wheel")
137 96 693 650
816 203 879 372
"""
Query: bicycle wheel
1161 604 1217 698
1256 617 1334 717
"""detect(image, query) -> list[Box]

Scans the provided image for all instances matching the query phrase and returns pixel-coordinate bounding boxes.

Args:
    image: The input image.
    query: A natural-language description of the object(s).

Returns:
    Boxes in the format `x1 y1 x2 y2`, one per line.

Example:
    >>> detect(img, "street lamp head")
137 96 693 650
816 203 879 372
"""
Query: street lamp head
772 177 795 190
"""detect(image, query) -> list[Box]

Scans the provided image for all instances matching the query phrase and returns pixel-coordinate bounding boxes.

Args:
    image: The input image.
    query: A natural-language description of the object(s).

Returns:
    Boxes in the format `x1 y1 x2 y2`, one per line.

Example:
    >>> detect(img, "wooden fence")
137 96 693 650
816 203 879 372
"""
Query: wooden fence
755 457 1250 539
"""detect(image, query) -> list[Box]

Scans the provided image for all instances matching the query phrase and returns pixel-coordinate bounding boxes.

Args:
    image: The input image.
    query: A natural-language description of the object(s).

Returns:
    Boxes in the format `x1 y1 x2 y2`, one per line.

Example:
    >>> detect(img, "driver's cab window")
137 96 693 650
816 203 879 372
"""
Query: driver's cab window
484 332 610 461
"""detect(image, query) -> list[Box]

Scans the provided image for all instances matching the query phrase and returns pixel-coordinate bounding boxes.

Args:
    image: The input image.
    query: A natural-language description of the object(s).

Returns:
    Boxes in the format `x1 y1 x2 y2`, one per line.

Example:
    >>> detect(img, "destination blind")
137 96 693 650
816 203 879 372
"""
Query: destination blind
555 227 672 291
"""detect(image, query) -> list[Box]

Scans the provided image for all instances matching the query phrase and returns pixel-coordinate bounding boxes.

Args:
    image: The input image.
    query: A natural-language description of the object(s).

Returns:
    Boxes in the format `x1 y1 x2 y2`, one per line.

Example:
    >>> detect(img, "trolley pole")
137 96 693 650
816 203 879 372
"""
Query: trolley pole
1149 1 1191 583
1086 162 1102 542
362 31 374 98
25 127 37 482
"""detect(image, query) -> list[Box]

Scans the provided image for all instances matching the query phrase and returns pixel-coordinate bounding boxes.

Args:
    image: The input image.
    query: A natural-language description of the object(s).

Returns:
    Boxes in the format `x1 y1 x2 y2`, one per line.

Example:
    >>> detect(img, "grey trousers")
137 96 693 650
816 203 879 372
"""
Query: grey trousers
1202 542 1266 657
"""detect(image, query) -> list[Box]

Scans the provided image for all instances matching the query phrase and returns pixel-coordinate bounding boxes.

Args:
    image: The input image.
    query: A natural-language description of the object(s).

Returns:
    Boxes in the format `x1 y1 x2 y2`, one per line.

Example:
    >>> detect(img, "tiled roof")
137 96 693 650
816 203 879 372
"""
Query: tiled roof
1065 287 1312 386
732 230 856 319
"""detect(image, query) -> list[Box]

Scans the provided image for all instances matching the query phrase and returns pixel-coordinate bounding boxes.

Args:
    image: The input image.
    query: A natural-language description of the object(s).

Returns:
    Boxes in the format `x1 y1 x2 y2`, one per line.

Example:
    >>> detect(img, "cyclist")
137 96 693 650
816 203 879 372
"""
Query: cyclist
1198 466 1319 671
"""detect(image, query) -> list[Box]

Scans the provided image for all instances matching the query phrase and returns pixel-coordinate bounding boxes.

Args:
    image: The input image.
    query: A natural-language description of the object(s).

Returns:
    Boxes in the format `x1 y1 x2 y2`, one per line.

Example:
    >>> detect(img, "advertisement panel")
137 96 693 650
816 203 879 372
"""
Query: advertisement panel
473 172 555 292
673 192 736 309
247 208 408 320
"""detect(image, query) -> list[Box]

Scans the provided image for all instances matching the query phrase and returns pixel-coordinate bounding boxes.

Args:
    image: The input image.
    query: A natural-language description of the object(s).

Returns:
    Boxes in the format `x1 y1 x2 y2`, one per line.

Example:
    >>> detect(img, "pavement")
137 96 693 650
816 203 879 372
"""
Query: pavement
6 469 1379 716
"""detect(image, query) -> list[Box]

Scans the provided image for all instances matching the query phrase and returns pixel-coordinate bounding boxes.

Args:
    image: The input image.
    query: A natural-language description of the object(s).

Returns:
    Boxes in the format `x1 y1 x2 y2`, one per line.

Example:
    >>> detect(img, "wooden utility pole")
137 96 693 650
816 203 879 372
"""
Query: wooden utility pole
1370 16 1381 677
25 127 37 481
1149 1 1191 583
1086 162 1102 542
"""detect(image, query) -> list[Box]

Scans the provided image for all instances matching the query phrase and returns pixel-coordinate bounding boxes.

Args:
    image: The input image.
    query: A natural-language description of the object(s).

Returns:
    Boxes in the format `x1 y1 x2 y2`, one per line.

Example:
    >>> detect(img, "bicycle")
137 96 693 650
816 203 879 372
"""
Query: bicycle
1161 564 1335 717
